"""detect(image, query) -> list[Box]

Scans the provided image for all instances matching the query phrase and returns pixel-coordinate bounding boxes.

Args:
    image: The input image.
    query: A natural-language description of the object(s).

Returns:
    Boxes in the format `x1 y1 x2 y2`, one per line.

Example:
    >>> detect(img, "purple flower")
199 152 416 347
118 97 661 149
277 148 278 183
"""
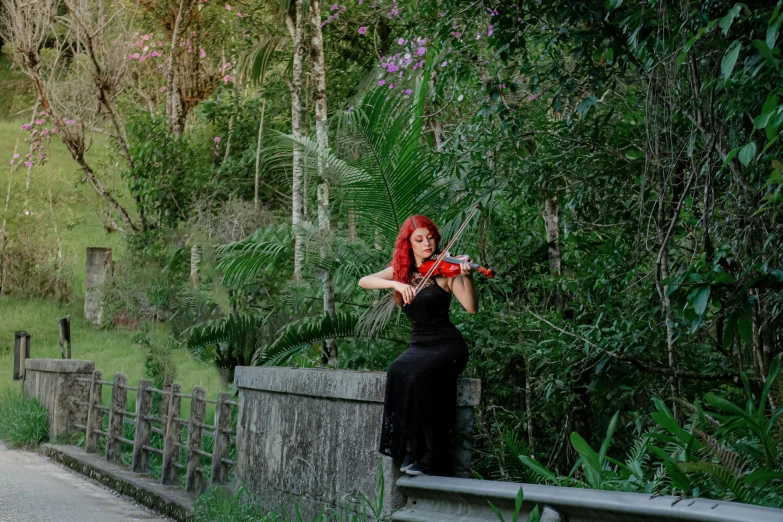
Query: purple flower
22 124 30 131
416 46 426 56
441 60 447 67
405 89 413 95
397 38 405 45
378 80 385 86
528 93 539 101
358 26 367 35
387 63 398 73
214 136 221 143
389 83 395 88
330 3 338 10
488 25 494 36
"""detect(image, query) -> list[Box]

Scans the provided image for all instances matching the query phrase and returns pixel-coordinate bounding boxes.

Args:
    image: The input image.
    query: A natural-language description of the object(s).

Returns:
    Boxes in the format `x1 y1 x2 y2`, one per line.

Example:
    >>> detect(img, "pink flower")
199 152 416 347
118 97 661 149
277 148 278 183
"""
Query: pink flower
397 38 405 45
416 46 426 56
24 161 32 168
214 136 221 143
222 75 233 84
358 26 367 35
9 159 14 165
488 25 494 36
340 4 347 11
159 86 166 92
13 154 19 159
22 124 30 131
158 41 163 47
405 89 413 95
441 60 447 67
66 120 75 125
439 12 445 16
389 83 395 88
378 80 385 86
528 94 539 101
51 129 57 134
39 111 46 116
330 3 338 10
199 48 206 58
225 4 231 9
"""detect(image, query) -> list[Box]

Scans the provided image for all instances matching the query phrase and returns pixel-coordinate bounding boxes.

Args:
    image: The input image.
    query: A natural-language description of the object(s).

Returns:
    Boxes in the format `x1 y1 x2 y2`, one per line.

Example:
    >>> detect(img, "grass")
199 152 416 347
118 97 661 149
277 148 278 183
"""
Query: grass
192 485 389 522
0 297 225 404
0 390 49 448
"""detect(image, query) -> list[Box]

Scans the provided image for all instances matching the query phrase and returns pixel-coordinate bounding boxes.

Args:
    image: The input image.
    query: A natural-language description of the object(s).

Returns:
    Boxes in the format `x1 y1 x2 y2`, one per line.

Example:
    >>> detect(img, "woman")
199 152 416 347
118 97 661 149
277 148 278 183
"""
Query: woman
358 215 478 476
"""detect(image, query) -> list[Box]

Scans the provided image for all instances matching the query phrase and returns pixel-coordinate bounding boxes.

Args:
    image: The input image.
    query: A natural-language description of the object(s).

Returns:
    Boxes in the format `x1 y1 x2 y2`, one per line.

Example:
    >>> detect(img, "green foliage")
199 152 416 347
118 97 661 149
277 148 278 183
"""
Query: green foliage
0 391 49 448
520 357 783 507
121 109 217 228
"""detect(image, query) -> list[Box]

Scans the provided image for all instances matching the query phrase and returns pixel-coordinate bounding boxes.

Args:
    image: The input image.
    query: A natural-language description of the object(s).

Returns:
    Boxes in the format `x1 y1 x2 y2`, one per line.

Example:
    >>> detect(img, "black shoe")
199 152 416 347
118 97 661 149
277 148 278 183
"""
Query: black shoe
405 463 427 476
400 454 415 472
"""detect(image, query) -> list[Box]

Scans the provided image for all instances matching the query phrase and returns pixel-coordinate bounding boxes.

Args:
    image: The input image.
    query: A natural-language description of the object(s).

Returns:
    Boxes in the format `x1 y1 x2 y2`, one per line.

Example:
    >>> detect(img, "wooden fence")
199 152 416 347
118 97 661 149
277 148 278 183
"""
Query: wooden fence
70 371 237 493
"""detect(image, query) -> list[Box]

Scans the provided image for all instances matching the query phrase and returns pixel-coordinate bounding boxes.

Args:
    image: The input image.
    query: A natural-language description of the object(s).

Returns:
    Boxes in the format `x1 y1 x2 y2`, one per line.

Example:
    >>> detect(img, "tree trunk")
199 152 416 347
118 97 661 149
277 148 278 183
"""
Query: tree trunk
286 2 305 281
310 0 337 367
166 0 197 136
655 172 682 424
255 99 267 209
543 196 563 311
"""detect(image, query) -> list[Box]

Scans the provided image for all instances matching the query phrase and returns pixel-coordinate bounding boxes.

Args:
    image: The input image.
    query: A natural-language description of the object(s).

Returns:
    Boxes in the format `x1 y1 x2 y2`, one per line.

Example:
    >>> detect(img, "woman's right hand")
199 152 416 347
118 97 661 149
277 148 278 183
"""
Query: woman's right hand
395 282 416 305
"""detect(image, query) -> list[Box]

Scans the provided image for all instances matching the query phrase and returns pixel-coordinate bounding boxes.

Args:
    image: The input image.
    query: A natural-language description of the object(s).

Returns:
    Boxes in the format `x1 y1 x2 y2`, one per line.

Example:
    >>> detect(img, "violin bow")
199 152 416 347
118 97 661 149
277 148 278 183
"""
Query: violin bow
412 205 480 296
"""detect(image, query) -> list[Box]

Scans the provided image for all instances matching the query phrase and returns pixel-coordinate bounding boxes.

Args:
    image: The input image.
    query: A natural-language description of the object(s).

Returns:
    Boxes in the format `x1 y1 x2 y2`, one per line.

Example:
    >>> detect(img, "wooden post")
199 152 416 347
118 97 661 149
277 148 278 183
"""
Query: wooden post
85 370 103 453
13 331 30 381
106 373 127 464
161 383 182 486
185 386 205 493
210 392 232 485
132 379 153 473
57 316 71 359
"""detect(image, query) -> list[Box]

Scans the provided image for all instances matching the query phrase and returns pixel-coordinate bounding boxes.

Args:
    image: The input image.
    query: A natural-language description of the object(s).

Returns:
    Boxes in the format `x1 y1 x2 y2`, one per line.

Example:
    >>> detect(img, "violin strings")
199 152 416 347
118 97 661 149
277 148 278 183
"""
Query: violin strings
413 205 480 296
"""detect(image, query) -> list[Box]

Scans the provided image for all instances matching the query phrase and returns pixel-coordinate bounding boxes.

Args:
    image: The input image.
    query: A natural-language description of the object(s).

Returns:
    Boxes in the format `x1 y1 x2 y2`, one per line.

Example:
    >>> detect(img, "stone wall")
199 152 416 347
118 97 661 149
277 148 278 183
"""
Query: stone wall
24 359 94 438
234 367 481 519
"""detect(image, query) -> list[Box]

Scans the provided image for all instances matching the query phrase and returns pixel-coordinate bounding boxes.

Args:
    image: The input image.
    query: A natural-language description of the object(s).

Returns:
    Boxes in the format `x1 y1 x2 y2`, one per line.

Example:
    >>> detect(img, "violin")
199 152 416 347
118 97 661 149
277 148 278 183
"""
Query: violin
418 254 494 279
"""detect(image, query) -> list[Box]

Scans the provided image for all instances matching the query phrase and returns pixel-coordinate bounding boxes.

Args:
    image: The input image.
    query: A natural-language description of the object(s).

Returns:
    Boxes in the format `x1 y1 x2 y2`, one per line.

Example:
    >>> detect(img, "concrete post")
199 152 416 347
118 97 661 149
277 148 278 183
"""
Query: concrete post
13 331 30 381
23 359 93 438
161 383 182 486
210 392 232 485
84 247 112 325
185 386 205 493
132 379 153 473
85 370 103 453
106 373 127 464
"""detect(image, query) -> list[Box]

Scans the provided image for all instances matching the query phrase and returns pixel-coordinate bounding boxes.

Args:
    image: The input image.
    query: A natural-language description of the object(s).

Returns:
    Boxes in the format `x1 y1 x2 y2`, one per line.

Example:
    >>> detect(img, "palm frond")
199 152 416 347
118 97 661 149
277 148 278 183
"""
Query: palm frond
254 311 408 366
238 36 285 88
216 224 293 287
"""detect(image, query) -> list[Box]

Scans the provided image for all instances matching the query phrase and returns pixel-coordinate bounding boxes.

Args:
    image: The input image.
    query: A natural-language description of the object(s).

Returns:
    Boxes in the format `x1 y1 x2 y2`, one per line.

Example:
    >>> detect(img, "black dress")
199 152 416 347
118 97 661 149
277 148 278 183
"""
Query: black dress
379 271 469 476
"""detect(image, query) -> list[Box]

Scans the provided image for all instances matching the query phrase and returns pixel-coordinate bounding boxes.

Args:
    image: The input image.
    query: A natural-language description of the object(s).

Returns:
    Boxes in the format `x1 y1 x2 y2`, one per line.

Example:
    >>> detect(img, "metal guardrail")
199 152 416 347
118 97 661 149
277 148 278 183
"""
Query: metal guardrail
392 475 783 522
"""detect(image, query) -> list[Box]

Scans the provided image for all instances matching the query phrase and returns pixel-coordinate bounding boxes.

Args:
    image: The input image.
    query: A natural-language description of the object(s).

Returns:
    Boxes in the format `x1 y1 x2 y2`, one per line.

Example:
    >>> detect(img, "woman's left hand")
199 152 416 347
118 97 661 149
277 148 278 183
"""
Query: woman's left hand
456 255 474 277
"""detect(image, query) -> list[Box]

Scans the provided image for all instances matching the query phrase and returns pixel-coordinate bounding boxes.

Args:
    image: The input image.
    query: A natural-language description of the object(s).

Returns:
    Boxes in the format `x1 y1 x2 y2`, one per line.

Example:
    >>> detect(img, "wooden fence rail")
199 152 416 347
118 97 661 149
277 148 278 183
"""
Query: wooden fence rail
71 371 236 493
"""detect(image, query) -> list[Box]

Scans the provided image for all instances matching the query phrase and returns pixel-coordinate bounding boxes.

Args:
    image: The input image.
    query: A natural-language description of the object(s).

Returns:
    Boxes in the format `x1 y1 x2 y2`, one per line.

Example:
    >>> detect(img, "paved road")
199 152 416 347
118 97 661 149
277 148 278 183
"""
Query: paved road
0 443 168 522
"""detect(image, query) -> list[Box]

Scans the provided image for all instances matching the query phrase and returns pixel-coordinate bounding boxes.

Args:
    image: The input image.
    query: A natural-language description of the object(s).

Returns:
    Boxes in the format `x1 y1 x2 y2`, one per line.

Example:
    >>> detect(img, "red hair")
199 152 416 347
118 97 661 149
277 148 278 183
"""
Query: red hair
391 215 441 305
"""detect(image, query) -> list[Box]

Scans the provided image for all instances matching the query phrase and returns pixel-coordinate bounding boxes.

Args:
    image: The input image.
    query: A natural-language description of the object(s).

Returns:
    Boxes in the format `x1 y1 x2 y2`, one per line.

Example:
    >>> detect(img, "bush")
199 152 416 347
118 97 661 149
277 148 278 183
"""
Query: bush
0 391 49 448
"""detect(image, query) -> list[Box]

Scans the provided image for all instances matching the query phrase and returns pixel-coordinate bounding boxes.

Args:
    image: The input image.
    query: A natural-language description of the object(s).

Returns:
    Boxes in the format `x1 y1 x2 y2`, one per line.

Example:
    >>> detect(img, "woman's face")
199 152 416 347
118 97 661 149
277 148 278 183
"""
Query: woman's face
409 227 437 260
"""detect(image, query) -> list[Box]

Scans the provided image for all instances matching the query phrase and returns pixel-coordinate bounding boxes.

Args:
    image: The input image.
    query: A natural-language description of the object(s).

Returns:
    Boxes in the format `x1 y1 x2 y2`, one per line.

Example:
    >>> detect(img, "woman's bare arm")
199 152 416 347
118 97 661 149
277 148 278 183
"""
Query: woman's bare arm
358 267 396 289
448 259 479 314
358 267 416 304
